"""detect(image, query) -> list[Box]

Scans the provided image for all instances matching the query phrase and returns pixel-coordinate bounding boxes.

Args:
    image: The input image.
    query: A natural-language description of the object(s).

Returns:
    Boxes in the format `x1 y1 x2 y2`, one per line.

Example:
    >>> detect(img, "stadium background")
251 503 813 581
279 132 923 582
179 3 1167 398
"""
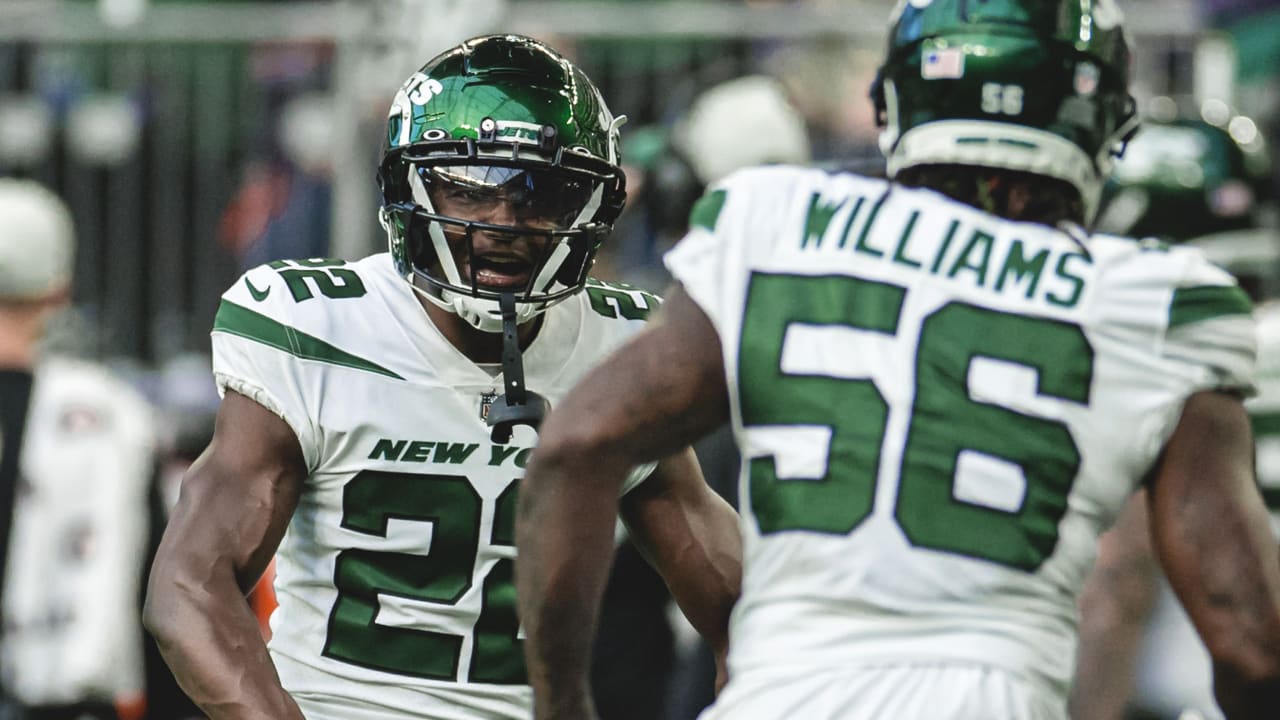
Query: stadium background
2 0 1262 367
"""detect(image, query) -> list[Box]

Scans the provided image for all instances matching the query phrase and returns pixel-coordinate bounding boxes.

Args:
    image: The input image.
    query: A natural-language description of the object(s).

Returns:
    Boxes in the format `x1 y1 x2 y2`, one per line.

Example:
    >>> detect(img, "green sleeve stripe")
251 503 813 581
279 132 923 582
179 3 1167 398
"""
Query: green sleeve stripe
213 300 404 380
1253 412 1280 438
689 189 728 232
1168 285 1253 328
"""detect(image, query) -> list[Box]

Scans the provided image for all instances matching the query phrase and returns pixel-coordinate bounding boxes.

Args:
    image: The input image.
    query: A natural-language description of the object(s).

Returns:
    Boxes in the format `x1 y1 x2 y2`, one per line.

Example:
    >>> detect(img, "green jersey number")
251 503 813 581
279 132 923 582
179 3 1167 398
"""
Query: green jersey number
322 471 524 684
741 272 1093 571
268 258 367 302
585 279 660 320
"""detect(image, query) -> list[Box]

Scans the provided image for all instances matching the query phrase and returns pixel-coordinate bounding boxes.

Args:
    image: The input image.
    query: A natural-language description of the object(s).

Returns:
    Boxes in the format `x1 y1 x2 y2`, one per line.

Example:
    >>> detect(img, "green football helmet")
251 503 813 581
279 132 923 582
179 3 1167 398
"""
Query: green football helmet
872 0 1140 219
1097 112 1270 239
1095 110 1279 299
378 34 627 332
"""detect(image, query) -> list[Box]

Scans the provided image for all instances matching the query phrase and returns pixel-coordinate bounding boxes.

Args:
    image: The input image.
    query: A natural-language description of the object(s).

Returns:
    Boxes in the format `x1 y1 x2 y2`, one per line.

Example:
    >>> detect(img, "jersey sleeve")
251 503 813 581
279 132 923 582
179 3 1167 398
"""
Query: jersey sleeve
664 167 808 337
1161 249 1257 396
210 264 322 471
1115 248 1259 485
1102 243 1258 483
663 185 729 326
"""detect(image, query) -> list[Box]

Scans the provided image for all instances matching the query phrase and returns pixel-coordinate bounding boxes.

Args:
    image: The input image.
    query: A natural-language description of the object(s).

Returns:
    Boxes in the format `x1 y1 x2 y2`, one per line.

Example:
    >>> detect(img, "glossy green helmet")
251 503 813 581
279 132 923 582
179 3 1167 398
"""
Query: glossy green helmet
378 34 627 332
872 0 1140 219
1096 110 1279 299
1097 112 1270 239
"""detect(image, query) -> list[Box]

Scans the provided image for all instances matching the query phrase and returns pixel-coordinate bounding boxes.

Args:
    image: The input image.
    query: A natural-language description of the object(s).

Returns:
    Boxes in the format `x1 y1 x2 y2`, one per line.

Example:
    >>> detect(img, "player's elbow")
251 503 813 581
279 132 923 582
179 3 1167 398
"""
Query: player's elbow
143 552 204 645
1206 619 1280 708
1177 560 1280 718
1213 652 1280 718
142 561 181 641
1217 635 1280 675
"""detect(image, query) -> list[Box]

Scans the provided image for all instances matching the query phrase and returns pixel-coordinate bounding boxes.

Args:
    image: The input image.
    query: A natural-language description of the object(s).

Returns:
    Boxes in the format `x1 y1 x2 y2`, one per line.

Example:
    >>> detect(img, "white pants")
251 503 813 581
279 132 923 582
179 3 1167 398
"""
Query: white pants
699 662 1065 720
1132 581 1223 719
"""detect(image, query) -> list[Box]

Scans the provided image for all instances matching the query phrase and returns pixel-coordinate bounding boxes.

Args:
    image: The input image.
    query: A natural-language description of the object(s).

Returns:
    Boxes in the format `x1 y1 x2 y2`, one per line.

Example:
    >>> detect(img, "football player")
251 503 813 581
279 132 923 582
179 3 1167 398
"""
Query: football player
0 178 157 720
515 2 1280 719
1072 111 1280 720
143 35 740 720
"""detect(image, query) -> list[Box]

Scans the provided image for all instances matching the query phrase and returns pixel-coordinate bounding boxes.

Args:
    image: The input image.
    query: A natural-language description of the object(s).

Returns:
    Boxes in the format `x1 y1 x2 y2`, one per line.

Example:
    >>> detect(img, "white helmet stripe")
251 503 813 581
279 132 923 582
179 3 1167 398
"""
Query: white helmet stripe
530 241 571 294
606 114 628 165
571 182 603 229
408 163 465 287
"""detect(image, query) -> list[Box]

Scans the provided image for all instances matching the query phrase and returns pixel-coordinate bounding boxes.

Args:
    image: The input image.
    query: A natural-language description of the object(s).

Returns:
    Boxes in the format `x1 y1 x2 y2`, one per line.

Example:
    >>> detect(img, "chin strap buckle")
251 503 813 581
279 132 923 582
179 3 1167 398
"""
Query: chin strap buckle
485 292 549 444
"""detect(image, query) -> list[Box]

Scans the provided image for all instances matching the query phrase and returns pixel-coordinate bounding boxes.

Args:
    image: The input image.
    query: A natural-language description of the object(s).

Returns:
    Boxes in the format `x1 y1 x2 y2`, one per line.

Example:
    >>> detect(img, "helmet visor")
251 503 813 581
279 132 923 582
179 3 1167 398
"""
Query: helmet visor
416 163 599 230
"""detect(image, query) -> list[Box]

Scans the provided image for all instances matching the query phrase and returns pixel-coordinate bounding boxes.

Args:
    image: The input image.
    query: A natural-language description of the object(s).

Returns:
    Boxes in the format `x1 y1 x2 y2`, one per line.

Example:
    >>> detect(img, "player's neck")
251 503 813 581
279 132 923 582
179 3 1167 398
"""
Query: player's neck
896 166 1084 227
0 305 46 370
417 295 543 365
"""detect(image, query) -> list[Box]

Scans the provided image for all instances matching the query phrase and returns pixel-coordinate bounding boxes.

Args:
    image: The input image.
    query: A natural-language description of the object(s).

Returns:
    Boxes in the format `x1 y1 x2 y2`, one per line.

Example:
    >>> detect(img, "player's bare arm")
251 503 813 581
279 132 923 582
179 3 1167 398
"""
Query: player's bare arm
143 390 306 720
1069 492 1161 720
618 447 741 692
1149 390 1280 719
516 285 732 720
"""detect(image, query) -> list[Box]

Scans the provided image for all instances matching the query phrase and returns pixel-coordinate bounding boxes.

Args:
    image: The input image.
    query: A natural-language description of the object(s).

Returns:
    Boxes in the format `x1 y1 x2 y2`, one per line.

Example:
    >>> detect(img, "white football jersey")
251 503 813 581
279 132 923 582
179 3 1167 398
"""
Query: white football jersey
664 167 1256 699
211 253 658 720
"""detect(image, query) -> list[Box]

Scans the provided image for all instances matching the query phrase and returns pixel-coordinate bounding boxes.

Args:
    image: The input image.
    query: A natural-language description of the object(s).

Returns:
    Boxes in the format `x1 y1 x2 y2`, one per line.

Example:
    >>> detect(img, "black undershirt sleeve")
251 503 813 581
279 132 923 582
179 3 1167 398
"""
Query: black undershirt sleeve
0 368 35 620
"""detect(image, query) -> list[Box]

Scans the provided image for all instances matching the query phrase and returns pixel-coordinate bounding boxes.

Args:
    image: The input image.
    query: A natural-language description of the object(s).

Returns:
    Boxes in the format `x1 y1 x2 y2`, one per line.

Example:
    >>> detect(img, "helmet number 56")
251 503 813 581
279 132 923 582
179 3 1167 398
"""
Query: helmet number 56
981 83 1025 116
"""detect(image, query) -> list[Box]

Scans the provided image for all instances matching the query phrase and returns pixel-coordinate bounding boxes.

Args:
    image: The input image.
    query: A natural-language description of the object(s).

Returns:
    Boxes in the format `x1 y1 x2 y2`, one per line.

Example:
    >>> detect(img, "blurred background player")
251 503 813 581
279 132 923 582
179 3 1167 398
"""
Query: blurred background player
1072 107 1280 720
611 73 812 292
0 178 156 720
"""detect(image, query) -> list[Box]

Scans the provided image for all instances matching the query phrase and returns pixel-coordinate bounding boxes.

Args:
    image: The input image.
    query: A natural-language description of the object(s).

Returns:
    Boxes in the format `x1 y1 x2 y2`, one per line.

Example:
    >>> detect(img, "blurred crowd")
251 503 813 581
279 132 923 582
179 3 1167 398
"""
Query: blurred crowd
0 0 1278 718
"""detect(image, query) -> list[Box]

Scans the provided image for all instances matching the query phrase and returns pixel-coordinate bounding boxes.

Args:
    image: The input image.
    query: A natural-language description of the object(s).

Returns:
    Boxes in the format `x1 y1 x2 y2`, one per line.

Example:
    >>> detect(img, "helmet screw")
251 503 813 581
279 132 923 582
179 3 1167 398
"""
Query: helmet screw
538 124 558 151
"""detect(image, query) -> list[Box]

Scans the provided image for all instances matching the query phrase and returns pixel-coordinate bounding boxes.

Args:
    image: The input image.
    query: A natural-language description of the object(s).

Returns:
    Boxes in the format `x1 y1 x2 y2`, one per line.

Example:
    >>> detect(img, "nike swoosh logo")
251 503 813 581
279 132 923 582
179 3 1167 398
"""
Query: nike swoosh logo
245 277 271 302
